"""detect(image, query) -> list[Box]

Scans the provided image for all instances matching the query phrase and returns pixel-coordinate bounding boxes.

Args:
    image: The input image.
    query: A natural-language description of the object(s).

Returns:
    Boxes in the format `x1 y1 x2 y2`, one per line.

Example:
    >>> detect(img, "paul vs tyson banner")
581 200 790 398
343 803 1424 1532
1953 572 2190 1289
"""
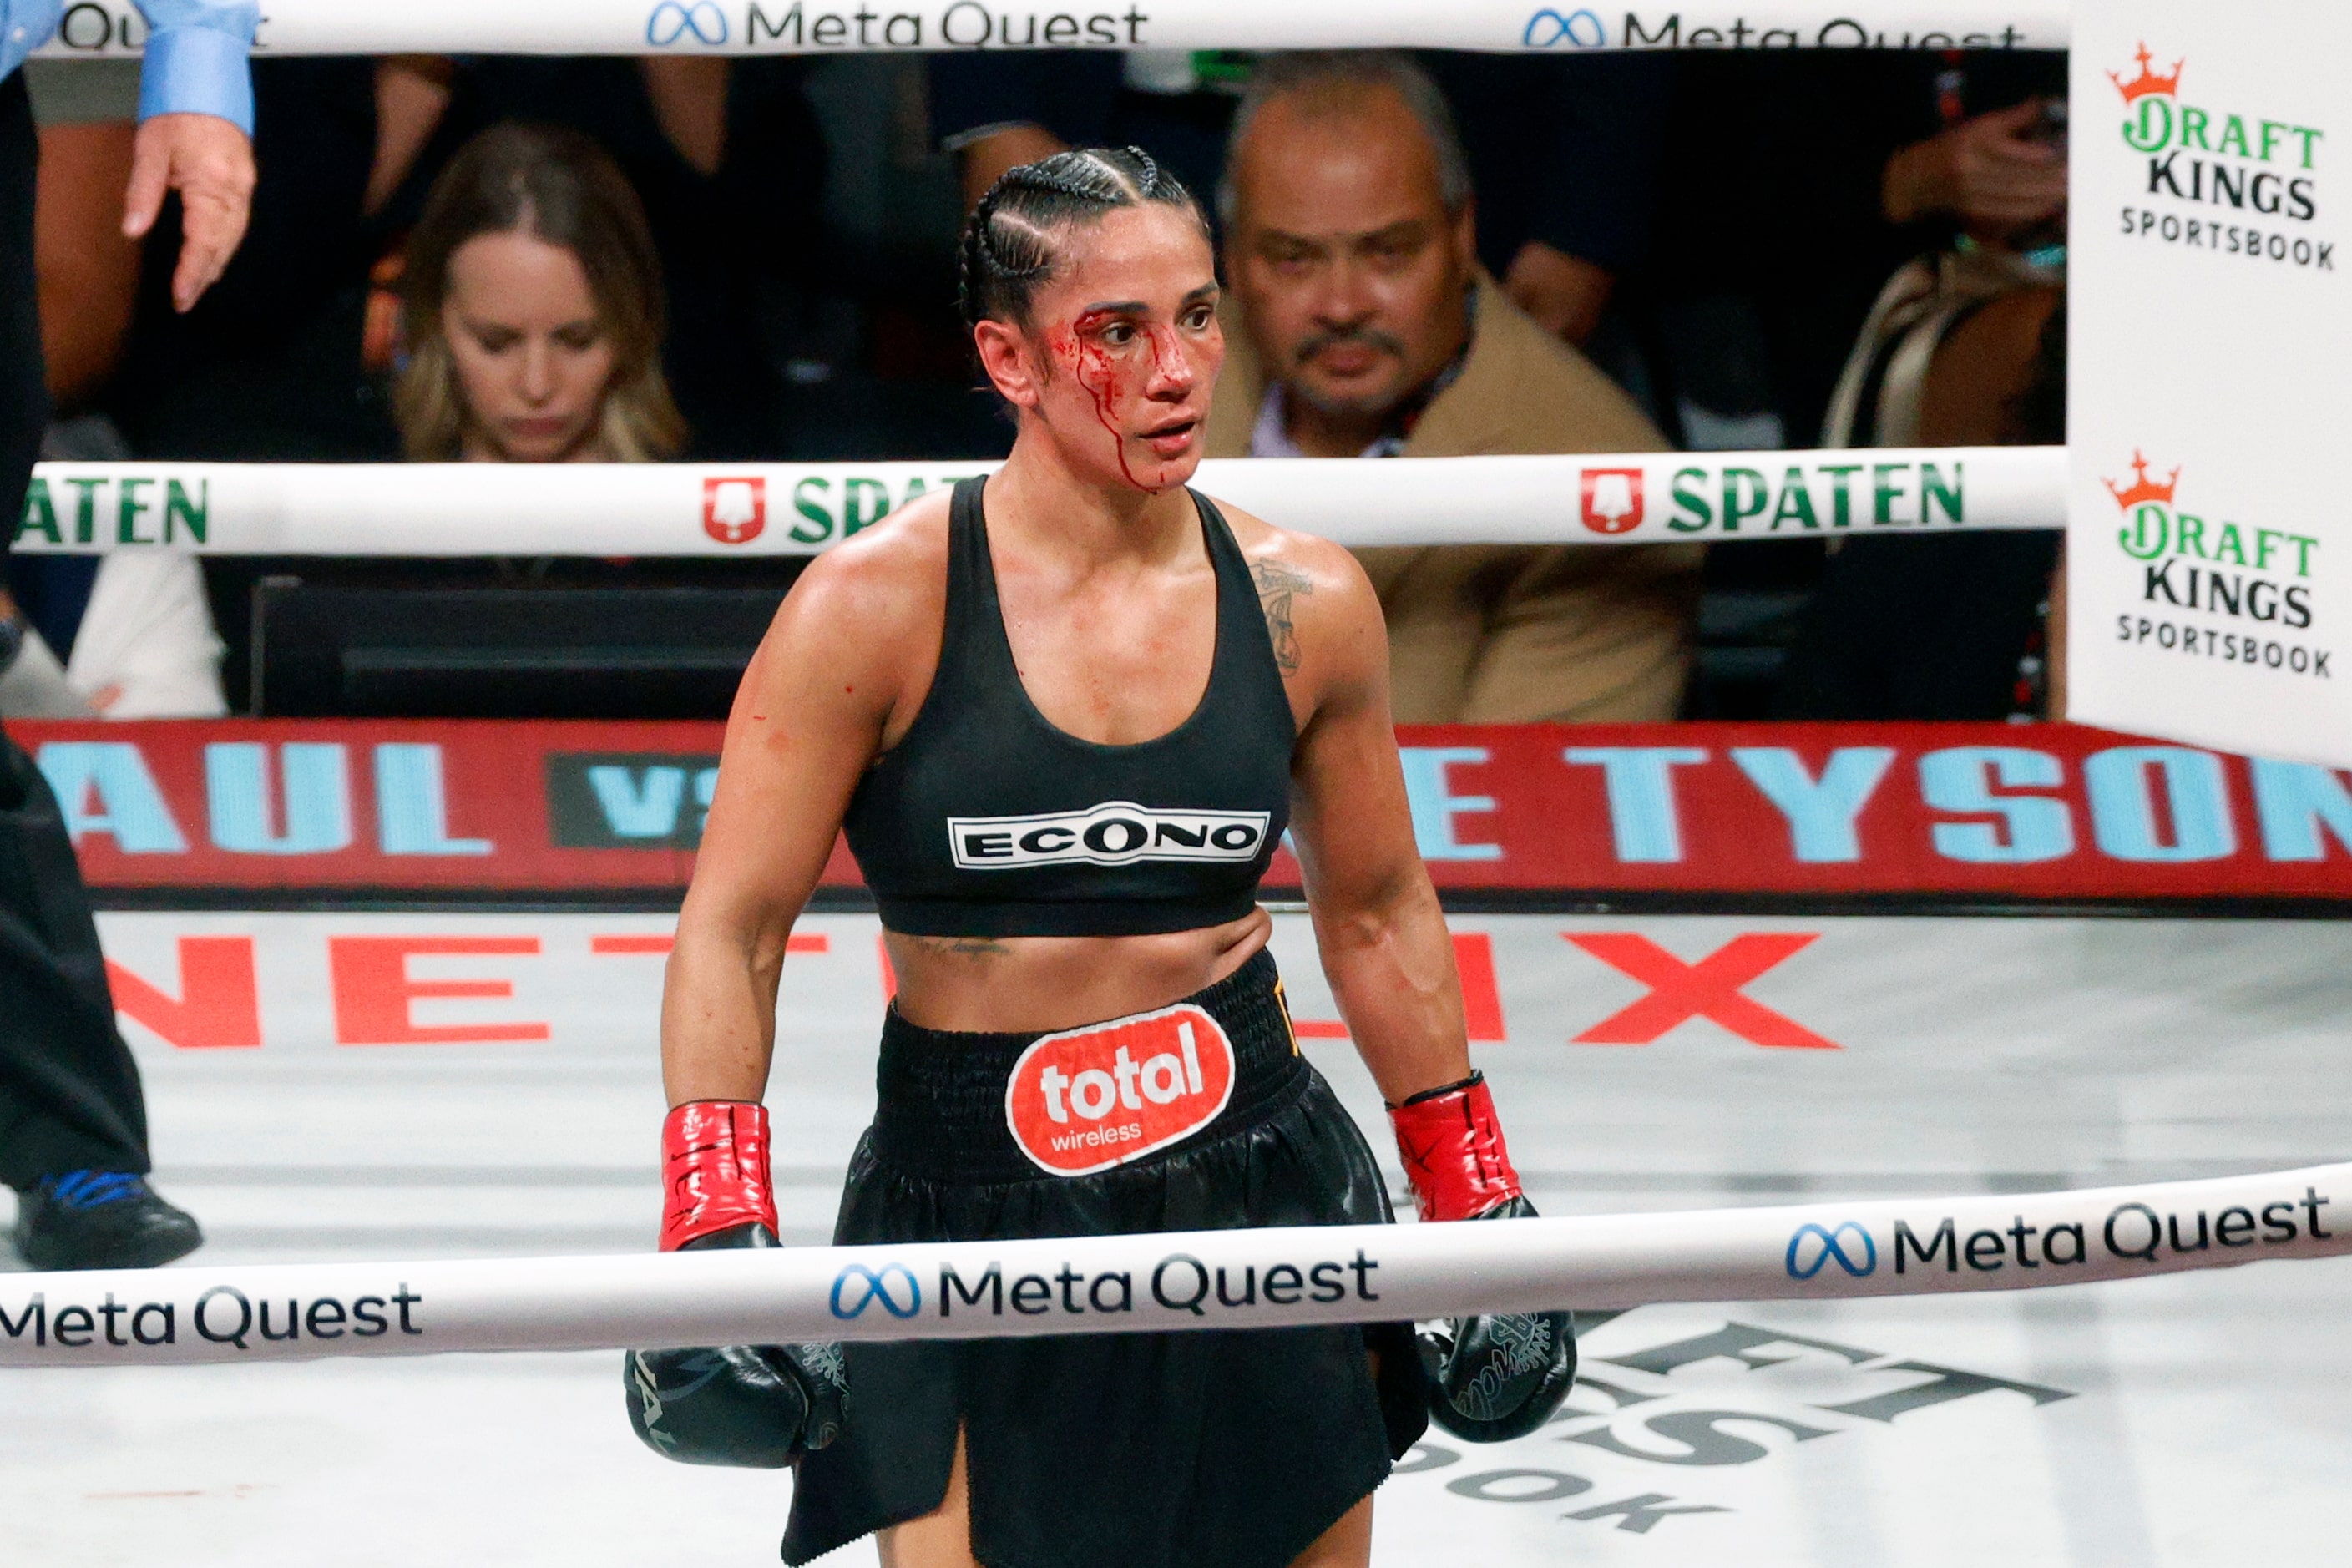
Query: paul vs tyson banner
2068 1 2349 766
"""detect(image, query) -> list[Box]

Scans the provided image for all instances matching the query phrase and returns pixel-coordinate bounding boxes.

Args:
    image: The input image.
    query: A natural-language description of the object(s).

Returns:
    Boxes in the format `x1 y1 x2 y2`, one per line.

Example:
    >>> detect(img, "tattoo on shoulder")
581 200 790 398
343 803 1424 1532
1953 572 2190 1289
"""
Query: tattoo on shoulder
1252 559 1313 675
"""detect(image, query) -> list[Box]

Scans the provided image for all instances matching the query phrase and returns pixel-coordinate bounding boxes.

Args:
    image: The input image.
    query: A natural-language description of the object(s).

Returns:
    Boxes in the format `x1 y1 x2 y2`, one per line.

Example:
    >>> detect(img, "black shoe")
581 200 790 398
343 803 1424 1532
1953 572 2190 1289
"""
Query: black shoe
13 1171 204 1271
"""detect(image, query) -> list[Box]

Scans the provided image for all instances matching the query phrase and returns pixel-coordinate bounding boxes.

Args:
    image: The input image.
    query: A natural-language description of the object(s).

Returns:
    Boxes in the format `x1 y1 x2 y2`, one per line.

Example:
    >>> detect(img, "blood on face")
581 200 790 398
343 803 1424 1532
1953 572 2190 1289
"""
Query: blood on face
1048 307 1203 493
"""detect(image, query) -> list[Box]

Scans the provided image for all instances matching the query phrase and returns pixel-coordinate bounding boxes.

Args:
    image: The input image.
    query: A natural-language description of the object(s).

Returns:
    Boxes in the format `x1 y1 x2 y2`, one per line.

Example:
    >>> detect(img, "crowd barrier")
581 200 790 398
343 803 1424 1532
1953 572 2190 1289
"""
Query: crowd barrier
8 448 2064 556
4 1161 2341 1368
33 1 2072 58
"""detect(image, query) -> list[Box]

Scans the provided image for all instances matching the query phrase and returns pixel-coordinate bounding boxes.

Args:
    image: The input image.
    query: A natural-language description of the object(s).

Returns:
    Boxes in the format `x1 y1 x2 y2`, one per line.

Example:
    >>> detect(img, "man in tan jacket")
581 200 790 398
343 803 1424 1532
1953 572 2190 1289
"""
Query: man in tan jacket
1209 52 1698 722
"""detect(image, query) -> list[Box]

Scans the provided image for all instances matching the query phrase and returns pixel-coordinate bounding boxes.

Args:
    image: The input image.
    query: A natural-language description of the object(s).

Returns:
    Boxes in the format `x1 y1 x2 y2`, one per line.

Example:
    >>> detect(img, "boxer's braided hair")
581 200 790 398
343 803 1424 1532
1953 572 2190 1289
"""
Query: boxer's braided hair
957 146 1206 329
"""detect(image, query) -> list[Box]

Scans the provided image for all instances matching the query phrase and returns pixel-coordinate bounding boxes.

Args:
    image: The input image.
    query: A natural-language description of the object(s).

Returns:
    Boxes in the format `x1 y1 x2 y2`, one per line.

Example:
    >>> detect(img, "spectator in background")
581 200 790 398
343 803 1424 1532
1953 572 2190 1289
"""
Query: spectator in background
0 58 225 721
215 122 761 721
375 54 824 459
103 58 814 699
1206 53 1696 724
103 53 821 466
931 50 1667 360
1822 94 2066 448
1642 48 2066 453
1771 89 2066 722
1773 302 2066 721
394 122 683 463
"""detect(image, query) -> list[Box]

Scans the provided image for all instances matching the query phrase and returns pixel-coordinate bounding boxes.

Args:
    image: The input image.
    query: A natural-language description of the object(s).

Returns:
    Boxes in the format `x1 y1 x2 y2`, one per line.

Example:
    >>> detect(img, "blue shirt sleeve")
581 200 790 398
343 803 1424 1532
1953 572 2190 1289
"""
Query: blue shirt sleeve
133 0 257 133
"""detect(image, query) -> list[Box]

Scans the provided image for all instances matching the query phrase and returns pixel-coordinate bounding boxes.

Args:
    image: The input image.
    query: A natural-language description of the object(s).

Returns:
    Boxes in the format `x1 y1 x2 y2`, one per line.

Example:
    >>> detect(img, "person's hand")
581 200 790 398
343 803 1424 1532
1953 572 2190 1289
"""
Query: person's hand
123 113 256 313
1883 99 2066 230
1502 241 1616 349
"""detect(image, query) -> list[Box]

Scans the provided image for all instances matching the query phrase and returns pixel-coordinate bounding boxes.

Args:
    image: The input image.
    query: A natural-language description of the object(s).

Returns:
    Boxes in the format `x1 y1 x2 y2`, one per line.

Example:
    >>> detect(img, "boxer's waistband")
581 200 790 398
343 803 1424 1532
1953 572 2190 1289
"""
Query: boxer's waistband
870 949 1307 1185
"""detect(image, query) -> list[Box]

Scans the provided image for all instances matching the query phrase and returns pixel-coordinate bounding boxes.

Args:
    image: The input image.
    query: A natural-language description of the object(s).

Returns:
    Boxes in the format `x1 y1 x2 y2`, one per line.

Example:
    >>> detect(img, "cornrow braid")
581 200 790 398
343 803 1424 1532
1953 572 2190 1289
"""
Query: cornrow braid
956 145 1206 330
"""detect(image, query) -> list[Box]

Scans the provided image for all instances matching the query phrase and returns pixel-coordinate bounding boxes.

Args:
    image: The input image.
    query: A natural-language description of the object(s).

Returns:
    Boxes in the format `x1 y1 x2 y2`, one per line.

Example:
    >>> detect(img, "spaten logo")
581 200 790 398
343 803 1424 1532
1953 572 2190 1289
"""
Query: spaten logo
1580 468 1645 534
703 477 766 545
830 1263 921 1319
1786 1222 1877 1280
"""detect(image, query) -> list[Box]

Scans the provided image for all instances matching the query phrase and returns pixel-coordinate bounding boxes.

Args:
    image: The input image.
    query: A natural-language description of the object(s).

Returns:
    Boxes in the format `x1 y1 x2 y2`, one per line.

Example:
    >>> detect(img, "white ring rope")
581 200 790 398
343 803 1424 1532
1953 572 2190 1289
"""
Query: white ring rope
4 1161 2341 1369
8 448 2064 557
33 1 2071 59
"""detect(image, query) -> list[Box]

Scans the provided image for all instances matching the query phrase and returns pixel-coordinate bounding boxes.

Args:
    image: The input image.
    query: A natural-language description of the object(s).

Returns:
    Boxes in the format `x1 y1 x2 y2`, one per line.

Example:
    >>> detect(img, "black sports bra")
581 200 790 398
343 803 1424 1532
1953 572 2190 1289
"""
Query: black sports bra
841 477 1296 938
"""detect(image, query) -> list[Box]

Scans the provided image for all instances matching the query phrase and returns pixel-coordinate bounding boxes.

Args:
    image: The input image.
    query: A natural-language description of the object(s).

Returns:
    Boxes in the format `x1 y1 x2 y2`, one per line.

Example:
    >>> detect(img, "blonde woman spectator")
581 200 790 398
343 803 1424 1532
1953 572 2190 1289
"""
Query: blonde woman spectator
395 121 685 463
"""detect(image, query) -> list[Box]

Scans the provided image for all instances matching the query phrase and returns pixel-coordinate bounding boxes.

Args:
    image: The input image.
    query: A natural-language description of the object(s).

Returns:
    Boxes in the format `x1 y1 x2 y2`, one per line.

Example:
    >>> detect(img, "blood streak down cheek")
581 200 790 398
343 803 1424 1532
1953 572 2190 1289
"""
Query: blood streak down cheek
1061 316 1151 490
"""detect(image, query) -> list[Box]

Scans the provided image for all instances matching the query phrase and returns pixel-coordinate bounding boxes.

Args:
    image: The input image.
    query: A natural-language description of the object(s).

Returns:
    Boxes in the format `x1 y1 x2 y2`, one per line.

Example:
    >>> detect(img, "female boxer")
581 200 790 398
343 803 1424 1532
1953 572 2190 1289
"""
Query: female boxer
630 149 1571 1568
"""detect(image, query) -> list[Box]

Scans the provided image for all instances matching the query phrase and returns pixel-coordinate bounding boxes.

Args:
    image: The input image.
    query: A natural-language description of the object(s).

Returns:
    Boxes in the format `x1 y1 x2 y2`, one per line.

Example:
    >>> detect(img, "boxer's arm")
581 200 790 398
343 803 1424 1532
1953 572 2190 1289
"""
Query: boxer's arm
660 534 931 1106
1280 538 1474 1106
1237 524 1577 1445
639 561 900 1452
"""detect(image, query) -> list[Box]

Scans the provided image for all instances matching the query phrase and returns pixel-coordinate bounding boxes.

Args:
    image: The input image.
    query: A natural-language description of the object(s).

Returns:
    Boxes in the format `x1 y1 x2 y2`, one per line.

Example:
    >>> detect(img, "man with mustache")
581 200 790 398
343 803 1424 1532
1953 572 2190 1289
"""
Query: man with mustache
1207 52 1698 724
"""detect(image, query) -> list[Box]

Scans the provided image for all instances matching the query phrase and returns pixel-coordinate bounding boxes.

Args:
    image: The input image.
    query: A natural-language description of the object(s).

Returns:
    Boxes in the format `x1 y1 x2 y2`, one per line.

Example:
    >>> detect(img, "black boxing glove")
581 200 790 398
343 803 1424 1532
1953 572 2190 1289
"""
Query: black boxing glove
624 1222 848 1468
626 1103 847 1469
1389 1075 1579 1444
1411 1198 1578 1443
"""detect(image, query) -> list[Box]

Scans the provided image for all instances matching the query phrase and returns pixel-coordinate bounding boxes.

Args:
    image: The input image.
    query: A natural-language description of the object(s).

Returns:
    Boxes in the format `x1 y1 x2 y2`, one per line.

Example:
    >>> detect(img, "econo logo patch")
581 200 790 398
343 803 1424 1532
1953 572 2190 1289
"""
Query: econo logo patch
1005 1004 1236 1176
949 802 1269 870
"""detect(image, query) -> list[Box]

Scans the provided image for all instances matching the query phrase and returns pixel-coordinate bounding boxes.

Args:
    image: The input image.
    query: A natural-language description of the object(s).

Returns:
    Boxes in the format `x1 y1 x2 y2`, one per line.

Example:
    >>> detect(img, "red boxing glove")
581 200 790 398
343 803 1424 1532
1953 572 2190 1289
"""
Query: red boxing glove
660 1100 778 1252
1387 1071 1524 1223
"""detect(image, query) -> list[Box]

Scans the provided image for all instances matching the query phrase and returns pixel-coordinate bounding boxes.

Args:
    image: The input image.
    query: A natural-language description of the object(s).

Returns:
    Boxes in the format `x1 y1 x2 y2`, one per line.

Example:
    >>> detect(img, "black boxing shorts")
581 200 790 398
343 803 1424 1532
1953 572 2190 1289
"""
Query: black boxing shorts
780 948 1427 1568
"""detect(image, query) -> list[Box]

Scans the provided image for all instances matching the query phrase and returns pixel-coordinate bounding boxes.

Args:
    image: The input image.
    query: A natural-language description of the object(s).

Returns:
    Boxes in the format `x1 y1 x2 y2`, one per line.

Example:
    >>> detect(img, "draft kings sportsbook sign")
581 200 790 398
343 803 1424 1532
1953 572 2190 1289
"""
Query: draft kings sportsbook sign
2069 2 2352 766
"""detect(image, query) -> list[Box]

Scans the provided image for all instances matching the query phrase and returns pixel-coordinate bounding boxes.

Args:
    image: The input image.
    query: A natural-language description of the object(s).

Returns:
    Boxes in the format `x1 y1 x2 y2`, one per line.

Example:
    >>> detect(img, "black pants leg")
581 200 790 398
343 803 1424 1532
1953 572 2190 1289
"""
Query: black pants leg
0 731 152 1186
0 68 152 1190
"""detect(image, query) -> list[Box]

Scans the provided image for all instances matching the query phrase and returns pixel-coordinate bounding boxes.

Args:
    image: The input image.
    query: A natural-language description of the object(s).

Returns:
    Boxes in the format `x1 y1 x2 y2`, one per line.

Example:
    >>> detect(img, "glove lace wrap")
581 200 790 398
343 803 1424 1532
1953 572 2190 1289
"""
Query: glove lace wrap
660 1100 778 1252
1387 1072 1523 1223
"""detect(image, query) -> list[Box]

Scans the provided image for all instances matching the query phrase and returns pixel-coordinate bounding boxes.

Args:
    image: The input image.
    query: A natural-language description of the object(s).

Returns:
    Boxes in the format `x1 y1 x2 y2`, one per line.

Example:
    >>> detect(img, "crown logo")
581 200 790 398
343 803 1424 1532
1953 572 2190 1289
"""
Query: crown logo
2104 450 2180 512
2108 43 2183 104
